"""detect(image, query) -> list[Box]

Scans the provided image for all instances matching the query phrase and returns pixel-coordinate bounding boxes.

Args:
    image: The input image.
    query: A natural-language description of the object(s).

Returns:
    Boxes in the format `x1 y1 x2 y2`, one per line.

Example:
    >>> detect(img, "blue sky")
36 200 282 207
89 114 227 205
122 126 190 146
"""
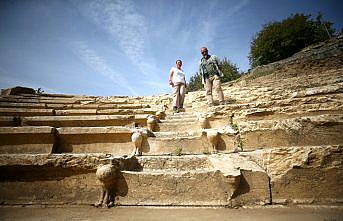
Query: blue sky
0 0 342 96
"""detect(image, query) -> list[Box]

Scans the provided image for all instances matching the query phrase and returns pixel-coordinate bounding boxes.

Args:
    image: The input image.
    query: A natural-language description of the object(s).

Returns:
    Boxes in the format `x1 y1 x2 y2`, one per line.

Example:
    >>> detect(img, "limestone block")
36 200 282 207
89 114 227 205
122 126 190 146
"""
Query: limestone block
145 131 207 155
56 126 134 155
0 154 130 205
0 108 54 116
206 129 219 153
208 154 271 206
157 121 200 132
0 102 46 109
55 109 97 116
239 115 343 150
0 154 267 206
23 115 135 127
136 155 212 171
0 126 56 154
244 145 343 204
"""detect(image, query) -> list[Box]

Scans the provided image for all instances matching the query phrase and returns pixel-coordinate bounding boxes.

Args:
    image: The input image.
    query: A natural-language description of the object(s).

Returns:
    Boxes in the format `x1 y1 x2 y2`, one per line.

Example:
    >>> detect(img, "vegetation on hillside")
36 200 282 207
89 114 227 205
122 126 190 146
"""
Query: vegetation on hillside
249 13 335 68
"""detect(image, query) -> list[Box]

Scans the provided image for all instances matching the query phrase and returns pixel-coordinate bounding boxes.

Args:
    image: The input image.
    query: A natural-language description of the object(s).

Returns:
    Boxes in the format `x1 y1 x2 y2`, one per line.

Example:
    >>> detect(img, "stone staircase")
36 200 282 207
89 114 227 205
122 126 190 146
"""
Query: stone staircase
0 36 342 207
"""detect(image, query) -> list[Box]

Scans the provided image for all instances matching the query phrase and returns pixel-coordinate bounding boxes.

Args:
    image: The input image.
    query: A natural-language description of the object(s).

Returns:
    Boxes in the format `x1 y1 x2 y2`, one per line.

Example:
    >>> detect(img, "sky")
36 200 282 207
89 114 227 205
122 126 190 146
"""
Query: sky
0 0 342 96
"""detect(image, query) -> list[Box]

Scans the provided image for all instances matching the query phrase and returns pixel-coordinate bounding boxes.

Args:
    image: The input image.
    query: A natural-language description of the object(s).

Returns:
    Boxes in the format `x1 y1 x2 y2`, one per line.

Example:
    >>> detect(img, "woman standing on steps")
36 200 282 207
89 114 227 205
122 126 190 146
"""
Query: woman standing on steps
169 59 186 113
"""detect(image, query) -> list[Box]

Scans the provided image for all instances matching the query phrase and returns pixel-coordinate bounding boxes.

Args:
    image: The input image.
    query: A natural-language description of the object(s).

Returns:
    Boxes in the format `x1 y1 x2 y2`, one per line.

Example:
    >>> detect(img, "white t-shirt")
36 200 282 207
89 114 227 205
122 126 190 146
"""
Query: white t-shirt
170 67 186 84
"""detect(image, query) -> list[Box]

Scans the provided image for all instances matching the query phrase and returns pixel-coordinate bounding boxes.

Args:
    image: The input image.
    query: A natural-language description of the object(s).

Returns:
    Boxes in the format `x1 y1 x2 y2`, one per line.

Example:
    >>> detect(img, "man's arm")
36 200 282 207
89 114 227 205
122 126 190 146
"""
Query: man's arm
198 60 205 85
213 55 224 78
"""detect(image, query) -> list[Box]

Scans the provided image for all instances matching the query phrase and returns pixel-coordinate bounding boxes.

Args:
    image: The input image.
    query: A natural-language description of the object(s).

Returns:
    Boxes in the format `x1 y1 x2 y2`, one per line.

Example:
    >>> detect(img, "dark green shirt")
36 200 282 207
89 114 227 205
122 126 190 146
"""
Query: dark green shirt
198 55 220 78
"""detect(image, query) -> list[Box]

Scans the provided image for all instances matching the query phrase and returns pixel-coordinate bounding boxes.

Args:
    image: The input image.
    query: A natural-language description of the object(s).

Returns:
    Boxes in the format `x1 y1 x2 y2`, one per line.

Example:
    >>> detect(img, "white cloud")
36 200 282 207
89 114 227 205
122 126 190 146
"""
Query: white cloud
229 0 250 16
74 0 159 78
72 41 138 95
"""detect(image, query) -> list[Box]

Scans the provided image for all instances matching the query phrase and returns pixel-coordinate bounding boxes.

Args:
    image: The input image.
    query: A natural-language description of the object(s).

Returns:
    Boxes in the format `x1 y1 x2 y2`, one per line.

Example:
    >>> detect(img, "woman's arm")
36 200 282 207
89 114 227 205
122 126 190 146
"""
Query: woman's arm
169 69 174 86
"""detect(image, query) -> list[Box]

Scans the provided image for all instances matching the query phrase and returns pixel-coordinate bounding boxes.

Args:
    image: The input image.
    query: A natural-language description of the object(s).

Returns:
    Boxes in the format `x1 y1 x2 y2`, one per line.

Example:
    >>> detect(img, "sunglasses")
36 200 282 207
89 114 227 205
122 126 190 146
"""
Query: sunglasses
201 51 207 54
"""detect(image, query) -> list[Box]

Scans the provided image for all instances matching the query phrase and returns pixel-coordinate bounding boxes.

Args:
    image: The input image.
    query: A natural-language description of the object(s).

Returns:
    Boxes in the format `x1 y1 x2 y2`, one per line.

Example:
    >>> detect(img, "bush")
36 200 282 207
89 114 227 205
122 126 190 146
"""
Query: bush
249 13 335 68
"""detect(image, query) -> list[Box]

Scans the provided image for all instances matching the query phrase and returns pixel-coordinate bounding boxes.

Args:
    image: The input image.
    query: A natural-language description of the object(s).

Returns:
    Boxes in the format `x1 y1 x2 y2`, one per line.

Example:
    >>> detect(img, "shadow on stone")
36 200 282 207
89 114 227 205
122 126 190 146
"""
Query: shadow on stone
232 174 250 199
115 171 128 198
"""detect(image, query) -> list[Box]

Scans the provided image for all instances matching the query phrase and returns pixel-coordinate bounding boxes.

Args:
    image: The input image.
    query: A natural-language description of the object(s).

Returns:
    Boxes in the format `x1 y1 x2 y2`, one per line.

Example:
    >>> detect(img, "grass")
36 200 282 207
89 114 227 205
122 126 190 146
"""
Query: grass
245 68 274 81
231 123 239 130
174 147 183 156
202 150 210 155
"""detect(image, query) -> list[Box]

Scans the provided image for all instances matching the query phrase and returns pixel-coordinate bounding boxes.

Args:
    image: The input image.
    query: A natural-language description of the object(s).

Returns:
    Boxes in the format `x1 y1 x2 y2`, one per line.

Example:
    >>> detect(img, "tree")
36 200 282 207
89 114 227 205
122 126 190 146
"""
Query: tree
220 58 241 83
249 13 336 68
187 72 203 92
187 58 241 92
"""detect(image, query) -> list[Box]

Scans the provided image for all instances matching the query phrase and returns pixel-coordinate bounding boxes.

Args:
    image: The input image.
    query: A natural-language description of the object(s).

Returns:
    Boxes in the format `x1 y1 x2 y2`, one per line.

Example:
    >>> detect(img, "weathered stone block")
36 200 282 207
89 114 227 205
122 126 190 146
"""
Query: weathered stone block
23 115 135 127
0 108 54 116
240 115 343 150
243 145 343 204
56 126 134 155
0 126 56 154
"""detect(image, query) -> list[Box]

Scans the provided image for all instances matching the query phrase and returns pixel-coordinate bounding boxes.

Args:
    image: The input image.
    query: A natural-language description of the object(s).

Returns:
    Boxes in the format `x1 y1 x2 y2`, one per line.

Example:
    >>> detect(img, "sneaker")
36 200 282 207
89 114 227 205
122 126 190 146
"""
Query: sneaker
173 106 179 113
208 103 214 107
219 101 225 105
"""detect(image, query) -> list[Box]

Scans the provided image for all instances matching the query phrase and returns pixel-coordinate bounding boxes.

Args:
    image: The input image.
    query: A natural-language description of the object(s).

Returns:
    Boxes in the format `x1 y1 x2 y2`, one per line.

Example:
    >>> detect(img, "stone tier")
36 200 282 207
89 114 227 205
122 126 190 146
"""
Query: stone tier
0 154 270 206
239 114 343 150
0 126 56 154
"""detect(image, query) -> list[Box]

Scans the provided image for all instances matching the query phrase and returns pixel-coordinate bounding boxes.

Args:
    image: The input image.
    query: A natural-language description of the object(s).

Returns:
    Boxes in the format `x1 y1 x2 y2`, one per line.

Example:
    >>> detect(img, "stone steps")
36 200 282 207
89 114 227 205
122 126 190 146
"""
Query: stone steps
135 155 211 171
165 115 198 121
241 145 343 204
0 107 157 117
0 102 151 110
0 126 56 154
238 114 343 150
0 97 86 104
0 116 21 127
56 126 134 155
232 102 343 122
22 115 138 127
148 130 237 154
2 113 341 156
0 108 55 116
156 121 201 132
0 153 270 206
160 117 198 122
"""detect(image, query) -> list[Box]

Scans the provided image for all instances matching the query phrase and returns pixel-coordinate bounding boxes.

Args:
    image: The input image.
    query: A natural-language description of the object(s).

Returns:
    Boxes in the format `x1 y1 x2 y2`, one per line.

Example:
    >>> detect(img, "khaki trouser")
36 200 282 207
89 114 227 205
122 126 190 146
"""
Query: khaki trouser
172 82 186 108
204 75 224 105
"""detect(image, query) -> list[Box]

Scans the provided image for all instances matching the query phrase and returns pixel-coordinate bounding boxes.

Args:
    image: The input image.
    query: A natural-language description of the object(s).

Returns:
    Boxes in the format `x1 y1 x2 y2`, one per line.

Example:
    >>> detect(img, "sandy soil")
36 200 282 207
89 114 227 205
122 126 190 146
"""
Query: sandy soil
0 205 342 221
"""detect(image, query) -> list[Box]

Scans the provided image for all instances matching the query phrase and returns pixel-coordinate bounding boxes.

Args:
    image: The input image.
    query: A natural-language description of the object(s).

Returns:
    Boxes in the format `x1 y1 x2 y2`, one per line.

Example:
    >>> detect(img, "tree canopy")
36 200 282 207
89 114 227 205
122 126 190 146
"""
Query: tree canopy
249 13 335 68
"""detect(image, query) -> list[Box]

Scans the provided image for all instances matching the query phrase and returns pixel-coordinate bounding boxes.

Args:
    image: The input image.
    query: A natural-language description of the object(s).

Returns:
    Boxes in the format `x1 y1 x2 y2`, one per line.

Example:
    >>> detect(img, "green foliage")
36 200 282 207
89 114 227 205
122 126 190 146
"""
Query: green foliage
245 68 274 81
237 137 245 151
174 147 183 156
249 13 336 68
202 150 210 155
220 58 241 83
231 123 238 131
187 72 203 92
187 58 241 92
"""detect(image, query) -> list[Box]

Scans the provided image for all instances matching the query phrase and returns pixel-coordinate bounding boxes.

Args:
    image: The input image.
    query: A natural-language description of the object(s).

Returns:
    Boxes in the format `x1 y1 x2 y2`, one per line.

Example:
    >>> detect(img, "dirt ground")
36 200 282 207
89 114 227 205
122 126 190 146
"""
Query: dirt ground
0 205 342 221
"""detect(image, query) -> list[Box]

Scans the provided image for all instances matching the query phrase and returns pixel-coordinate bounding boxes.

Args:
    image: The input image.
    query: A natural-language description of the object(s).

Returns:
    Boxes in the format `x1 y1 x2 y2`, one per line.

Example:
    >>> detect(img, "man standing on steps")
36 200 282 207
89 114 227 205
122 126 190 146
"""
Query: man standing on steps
198 47 225 106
